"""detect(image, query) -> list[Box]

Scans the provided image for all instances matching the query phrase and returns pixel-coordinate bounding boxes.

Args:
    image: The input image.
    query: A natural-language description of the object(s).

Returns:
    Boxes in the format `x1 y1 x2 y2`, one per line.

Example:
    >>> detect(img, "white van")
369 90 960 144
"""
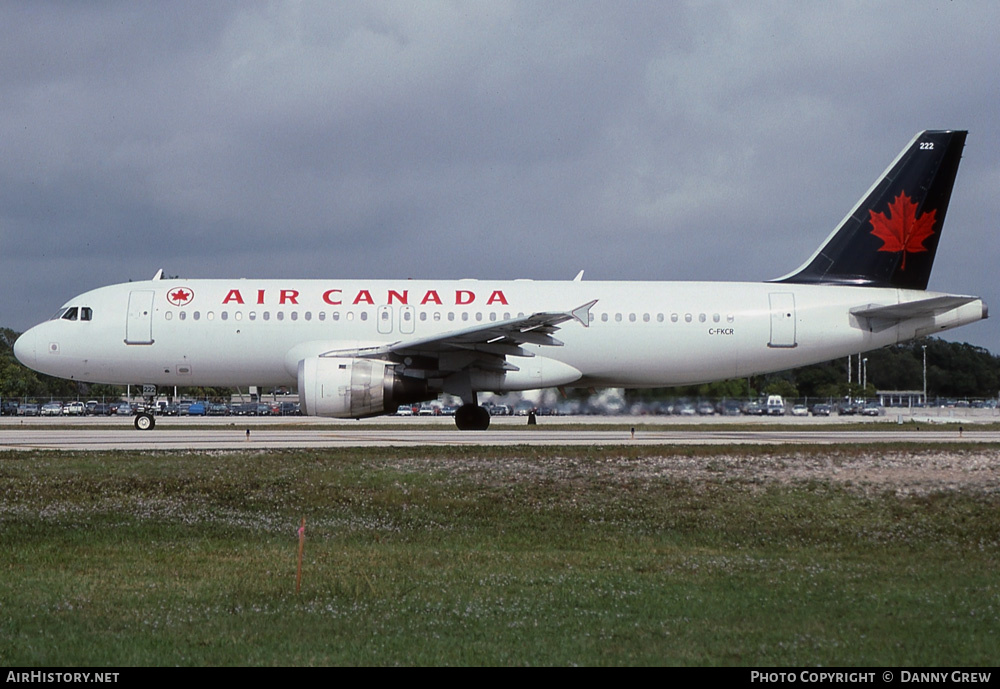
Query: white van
766 395 785 416
62 401 86 416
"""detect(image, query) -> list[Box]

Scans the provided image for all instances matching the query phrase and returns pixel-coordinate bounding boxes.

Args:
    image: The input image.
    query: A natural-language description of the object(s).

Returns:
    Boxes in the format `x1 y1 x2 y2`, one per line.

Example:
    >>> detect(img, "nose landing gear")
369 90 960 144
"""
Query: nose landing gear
134 412 155 431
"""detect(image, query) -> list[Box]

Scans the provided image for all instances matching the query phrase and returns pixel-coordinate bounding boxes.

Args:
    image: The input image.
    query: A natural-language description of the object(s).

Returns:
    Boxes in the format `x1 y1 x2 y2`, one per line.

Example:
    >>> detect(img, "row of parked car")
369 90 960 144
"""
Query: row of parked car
617 397 887 417
1 400 302 417
396 404 456 416
3 400 133 417
395 403 561 417
152 401 301 416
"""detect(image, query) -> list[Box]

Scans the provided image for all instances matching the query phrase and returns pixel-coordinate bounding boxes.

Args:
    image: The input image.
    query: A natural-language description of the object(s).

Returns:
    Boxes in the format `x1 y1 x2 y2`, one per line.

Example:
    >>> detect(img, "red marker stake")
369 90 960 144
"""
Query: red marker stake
296 518 305 594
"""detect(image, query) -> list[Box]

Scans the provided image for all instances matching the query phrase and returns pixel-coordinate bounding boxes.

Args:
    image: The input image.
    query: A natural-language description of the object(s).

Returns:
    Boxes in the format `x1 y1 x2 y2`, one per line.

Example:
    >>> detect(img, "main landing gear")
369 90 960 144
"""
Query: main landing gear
454 404 490 431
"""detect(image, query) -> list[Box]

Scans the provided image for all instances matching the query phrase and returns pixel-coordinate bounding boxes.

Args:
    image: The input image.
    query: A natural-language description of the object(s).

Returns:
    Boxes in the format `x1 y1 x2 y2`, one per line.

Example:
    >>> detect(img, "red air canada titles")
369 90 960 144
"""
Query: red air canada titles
216 288 510 307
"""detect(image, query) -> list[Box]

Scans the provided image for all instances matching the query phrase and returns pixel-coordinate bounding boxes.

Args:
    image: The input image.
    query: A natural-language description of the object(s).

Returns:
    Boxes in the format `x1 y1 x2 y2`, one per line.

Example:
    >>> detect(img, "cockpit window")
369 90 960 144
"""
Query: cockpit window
54 306 92 321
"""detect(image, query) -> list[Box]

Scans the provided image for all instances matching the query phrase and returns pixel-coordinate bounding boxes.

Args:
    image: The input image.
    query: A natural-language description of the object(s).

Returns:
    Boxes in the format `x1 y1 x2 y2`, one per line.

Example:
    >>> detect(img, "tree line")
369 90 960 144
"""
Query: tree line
625 339 1000 403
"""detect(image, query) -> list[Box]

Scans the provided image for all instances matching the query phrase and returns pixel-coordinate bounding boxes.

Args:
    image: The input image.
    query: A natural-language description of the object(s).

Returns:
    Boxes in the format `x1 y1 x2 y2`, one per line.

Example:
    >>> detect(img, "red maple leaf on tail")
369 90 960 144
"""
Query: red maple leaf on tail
869 191 936 270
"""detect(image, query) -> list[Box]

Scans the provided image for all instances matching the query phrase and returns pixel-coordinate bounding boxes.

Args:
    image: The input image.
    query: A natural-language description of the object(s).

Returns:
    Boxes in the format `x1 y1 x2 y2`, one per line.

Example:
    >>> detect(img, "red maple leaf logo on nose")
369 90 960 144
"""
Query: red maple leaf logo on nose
869 191 936 270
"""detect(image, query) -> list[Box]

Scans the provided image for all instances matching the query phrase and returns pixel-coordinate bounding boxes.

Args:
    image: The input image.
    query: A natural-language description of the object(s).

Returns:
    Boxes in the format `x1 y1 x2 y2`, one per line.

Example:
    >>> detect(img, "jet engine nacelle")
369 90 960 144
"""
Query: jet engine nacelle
297 356 430 418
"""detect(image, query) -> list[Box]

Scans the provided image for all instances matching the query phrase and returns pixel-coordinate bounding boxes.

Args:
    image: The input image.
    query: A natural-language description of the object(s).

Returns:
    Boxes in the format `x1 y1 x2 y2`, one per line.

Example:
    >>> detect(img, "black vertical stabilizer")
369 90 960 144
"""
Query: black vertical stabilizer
777 130 966 290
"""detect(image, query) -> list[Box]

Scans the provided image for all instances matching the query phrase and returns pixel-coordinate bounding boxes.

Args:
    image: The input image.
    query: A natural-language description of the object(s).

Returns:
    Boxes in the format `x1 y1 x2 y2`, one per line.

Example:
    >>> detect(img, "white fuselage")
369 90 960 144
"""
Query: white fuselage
13 278 986 391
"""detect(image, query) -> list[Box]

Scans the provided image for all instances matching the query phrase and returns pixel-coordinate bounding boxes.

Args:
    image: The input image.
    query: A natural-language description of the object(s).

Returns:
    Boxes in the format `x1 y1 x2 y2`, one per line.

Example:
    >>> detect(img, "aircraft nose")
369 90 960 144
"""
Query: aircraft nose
13 329 37 369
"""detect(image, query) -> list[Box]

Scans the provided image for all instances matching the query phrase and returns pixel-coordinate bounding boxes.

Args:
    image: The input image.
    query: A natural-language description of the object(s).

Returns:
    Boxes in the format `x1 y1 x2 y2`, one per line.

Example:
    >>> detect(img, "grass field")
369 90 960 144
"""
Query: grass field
2 445 998 666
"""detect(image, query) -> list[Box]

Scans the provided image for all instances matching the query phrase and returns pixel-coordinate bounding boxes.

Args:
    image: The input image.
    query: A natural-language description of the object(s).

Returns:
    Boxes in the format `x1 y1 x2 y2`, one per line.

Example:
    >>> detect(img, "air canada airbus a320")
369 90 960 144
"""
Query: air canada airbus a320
14 130 987 430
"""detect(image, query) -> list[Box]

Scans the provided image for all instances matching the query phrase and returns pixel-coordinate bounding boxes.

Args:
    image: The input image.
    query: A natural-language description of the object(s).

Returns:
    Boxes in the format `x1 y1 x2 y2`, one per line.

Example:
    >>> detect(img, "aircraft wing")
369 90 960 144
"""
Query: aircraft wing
318 300 597 373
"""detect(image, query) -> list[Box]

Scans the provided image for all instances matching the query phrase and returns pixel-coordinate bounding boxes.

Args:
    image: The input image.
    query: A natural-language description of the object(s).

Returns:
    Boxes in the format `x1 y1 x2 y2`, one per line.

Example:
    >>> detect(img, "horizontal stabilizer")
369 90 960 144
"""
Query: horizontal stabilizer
851 296 978 321
851 295 979 332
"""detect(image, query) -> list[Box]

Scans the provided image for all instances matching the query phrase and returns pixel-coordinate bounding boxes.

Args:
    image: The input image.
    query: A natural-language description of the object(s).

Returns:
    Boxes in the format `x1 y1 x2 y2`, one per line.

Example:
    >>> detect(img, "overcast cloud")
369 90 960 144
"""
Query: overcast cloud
2 1 998 353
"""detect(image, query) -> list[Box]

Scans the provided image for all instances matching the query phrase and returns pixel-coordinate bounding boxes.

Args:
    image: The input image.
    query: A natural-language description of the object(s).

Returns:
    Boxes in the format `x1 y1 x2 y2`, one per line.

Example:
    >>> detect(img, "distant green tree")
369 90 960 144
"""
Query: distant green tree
86 384 126 400
693 379 747 399
762 378 798 399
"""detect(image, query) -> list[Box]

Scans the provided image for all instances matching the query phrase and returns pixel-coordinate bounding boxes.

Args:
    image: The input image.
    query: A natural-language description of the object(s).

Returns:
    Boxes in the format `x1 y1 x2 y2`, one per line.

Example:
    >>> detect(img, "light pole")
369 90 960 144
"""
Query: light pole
862 357 868 397
922 344 927 406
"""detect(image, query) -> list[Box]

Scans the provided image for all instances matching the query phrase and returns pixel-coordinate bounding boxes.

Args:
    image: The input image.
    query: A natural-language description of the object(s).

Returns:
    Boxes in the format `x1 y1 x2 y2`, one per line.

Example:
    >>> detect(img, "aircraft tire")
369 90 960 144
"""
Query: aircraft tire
134 413 155 431
455 404 490 431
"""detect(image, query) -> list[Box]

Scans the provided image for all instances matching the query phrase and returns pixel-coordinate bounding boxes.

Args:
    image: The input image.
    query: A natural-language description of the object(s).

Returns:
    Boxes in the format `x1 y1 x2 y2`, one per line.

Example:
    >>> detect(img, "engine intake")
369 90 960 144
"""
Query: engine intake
297 356 430 418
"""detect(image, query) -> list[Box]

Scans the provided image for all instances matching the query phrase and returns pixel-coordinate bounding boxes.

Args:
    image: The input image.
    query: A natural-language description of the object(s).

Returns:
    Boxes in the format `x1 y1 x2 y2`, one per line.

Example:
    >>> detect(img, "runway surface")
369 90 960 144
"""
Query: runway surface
2 424 997 451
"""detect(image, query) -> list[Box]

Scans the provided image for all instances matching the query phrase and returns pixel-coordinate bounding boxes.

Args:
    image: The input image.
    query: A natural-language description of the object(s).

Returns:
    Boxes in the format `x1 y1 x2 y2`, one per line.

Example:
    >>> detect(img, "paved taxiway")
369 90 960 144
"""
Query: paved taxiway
2 417 997 451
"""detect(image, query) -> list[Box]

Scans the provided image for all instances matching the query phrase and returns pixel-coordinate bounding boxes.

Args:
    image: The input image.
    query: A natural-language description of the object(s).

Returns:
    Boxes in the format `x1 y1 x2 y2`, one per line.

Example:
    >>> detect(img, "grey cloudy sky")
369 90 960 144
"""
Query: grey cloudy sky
3 1 998 352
